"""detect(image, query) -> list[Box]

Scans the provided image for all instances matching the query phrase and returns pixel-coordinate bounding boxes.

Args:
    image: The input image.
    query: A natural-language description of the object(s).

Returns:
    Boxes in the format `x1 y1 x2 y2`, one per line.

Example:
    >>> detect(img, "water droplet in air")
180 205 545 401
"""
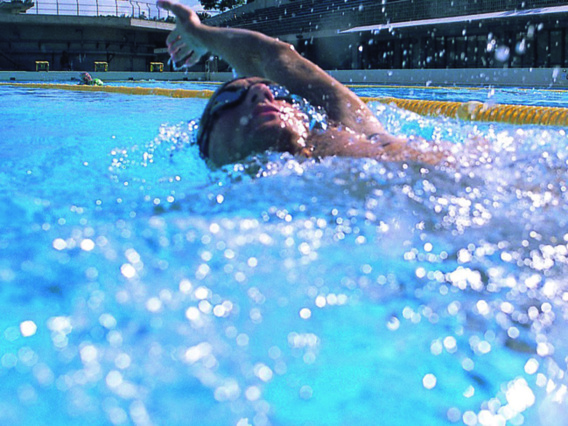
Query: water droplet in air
515 39 526 54
495 46 510 62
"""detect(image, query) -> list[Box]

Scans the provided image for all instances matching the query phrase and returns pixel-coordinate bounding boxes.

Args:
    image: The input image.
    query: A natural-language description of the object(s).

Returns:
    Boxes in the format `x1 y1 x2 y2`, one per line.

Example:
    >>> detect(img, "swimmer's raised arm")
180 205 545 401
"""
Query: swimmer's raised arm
157 0 385 138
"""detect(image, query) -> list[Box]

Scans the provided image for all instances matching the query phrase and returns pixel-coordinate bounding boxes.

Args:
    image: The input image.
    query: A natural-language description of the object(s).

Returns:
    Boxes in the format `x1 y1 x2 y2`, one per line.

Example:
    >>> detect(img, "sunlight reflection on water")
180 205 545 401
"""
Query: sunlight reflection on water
1 85 568 425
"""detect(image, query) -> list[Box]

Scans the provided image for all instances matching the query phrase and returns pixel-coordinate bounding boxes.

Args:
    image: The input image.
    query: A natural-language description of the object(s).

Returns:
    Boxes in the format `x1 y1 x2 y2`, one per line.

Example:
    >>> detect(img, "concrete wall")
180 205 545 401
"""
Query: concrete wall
328 68 568 89
2 68 568 89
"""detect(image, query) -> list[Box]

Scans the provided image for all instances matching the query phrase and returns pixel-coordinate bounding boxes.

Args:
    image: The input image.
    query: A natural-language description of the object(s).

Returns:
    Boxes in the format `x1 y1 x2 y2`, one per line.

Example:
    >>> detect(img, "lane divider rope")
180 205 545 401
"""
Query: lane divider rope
3 82 567 126
0 82 214 99
364 96 568 126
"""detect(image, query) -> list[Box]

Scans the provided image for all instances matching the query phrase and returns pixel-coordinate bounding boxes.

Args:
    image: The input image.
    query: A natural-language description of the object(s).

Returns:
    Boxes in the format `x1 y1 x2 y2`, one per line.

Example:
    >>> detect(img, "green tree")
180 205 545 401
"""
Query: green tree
197 12 211 20
200 0 246 12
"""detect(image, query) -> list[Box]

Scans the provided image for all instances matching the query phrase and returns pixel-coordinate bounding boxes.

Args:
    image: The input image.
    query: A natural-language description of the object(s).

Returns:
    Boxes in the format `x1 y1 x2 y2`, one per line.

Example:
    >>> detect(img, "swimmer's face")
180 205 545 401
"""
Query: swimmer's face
205 78 309 166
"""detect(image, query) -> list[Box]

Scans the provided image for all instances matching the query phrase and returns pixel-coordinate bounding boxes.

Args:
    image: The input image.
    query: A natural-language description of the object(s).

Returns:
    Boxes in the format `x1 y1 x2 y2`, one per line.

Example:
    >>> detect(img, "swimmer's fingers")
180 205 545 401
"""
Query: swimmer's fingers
164 22 208 69
166 24 196 45
168 38 207 69
166 33 186 56
181 47 208 69
165 29 180 46
156 0 188 22
168 46 207 70
160 0 208 67
157 0 201 28
169 48 191 68
169 51 194 70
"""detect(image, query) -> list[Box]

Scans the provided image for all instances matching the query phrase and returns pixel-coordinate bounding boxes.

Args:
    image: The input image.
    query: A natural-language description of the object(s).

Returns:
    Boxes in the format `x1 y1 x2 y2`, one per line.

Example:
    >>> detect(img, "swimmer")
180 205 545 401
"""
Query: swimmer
79 72 104 86
157 0 449 166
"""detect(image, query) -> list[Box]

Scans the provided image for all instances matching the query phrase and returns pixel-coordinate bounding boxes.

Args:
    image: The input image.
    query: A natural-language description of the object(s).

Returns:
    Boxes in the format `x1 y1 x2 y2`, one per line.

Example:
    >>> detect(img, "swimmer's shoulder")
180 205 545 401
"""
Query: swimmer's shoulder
305 127 447 165
306 126 388 159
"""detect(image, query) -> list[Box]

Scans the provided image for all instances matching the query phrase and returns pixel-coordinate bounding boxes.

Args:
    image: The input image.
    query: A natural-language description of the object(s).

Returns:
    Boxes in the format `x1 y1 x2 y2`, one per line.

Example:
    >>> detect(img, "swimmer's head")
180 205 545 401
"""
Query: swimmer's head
196 77 313 166
81 72 93 83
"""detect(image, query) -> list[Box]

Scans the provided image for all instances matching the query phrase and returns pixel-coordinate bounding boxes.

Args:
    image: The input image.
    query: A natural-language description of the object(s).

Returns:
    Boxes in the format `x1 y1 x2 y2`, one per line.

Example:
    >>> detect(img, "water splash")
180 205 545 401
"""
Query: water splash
2 88 568 425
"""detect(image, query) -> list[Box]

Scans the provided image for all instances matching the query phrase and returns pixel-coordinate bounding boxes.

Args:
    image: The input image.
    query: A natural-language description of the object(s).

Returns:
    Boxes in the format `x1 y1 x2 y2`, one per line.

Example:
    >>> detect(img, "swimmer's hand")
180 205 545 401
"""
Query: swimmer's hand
157 0 208 70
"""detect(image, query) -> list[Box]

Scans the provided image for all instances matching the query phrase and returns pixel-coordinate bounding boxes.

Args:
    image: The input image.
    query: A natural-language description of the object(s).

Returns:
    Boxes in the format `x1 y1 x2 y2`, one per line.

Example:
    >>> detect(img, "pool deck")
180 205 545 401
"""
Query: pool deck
1 68 567 88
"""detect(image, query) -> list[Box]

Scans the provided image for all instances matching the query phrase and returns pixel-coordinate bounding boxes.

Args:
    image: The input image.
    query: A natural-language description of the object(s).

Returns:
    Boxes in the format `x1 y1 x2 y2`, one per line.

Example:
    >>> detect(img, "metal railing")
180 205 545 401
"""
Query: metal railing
20 0 173 20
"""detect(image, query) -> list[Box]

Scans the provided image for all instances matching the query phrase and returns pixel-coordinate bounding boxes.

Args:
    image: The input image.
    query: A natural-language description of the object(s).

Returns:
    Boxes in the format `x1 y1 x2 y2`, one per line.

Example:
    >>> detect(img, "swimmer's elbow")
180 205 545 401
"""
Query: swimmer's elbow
262 40 309 79
268 40 297 65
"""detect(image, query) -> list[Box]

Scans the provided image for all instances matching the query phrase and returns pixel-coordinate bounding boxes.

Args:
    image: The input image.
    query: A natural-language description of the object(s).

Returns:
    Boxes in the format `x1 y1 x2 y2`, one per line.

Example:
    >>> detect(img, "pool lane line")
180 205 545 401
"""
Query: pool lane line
0 82 215 99
3 82 568 126
365 97 568 126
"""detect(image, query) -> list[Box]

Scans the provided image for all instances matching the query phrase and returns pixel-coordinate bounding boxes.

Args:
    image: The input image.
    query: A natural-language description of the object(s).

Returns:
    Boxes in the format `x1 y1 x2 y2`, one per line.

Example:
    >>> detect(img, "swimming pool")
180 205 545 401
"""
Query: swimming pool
1 82 568 425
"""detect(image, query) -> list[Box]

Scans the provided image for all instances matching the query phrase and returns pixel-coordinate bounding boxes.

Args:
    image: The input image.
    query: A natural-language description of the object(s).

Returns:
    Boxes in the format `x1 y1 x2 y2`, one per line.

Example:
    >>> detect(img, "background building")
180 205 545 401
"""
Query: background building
0 0 173 72
2 0 567 85
205 0 568 71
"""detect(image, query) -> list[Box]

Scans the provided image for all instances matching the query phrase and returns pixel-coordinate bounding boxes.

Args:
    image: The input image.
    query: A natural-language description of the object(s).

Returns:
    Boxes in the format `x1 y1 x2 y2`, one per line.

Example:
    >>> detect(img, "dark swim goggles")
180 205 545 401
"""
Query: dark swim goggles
196 78 298 158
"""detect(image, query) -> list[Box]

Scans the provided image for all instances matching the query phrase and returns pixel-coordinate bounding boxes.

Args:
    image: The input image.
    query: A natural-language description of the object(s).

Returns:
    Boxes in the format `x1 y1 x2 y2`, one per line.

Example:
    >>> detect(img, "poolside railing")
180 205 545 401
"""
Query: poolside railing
19 0 173 20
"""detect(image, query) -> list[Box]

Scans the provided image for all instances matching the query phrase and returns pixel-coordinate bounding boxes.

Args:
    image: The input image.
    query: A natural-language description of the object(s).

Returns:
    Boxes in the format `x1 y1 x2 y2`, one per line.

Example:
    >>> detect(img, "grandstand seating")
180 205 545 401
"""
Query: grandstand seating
206 0 568 36
204 0 568 70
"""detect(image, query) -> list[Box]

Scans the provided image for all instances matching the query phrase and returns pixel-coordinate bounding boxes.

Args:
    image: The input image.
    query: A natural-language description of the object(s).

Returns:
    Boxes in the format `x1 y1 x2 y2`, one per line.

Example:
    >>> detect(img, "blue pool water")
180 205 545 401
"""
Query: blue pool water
1 83 568 425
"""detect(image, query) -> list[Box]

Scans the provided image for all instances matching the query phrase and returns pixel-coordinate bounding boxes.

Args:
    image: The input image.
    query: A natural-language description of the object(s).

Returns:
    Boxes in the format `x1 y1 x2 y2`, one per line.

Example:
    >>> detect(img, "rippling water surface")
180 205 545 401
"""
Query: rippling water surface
1 84 568 425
